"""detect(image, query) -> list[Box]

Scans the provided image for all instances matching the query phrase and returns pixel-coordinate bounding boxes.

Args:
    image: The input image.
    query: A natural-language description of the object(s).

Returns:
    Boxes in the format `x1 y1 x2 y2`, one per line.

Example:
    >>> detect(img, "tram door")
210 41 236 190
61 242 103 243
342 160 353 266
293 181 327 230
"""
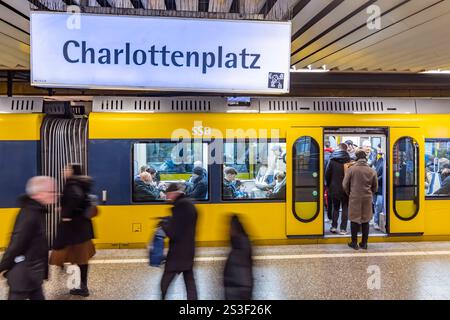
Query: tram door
389 128 425 235
286 127 323 236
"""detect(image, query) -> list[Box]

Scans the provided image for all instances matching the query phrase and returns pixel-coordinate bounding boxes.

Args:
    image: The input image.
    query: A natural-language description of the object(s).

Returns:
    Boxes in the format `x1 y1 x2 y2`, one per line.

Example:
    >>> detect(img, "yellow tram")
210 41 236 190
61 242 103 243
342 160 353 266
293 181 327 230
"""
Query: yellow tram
1 96 450 248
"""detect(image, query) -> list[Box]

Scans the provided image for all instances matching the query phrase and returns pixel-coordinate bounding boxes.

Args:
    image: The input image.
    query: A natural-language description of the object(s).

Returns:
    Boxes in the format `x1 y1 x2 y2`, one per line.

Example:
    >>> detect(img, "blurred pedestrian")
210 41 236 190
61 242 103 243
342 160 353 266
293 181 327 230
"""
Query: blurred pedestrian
0 176 56 300
224 215 253 300
343 150 378 250
160 183 198 300
50 164 96 297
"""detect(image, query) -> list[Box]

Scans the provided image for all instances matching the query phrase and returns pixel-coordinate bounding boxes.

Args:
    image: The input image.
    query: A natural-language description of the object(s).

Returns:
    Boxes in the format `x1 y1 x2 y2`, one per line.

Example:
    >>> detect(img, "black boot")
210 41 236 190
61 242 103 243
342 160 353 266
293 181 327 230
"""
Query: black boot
348 242 359 250
70 264 90 297
359 242 368 250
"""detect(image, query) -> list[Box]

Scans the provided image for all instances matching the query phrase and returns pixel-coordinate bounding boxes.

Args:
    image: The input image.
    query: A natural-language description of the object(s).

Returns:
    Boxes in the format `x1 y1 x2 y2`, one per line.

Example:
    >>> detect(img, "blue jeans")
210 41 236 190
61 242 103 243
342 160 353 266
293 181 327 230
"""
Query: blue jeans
373 194 383 225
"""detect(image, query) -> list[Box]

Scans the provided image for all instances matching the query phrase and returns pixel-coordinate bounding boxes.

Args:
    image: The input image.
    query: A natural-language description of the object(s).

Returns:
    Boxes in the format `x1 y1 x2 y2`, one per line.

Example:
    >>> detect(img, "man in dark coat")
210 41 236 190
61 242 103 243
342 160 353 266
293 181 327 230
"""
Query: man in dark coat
224 215 253 300
0 176 56 300
325 143 351 234
343 150 378 250
160 183 198 300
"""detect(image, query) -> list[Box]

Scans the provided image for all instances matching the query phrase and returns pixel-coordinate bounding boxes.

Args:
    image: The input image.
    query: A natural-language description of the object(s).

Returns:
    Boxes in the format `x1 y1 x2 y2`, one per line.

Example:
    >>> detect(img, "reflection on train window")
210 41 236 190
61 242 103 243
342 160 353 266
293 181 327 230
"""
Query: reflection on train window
393 137 419 220
425 139 450 197
133 141 208 202
293 136 320 222
222 140 286 200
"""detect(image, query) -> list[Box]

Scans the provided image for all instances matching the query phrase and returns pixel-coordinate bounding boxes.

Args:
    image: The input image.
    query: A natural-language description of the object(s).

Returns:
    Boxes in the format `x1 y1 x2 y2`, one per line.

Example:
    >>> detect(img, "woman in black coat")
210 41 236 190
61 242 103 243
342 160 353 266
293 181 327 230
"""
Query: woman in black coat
160 183 198 300
50 164 96 297
224 215 253 300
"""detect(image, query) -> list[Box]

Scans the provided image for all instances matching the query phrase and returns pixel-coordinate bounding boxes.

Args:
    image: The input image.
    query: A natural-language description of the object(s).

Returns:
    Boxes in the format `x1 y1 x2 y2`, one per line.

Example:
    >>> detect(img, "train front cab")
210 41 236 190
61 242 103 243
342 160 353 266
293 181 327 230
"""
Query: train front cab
285 126 425 240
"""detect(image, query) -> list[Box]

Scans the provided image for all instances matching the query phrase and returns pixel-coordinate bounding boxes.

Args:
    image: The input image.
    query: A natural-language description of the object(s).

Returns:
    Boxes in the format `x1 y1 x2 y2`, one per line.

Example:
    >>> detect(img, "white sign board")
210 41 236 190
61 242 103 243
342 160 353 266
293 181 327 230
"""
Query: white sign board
31 12 291 93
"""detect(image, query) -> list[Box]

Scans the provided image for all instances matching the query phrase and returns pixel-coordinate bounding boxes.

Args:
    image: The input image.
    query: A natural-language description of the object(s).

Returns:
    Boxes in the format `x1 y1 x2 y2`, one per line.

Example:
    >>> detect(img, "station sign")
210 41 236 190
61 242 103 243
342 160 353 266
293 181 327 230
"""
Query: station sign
30 12 291 94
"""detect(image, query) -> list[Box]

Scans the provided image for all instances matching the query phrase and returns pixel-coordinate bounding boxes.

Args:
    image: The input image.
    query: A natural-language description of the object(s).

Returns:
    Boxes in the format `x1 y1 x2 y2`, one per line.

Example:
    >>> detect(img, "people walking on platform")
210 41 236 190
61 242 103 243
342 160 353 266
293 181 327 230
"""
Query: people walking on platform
160 183 198 300
0 176 56 300
325 143 351 235
50 164 97 297
224 215 253 300
343 150 378 250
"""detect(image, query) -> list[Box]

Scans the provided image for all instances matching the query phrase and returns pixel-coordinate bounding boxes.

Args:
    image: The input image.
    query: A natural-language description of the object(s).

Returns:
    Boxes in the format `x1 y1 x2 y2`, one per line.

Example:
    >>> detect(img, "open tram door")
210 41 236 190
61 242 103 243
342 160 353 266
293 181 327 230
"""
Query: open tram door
388 128 425 235
286 127 323 237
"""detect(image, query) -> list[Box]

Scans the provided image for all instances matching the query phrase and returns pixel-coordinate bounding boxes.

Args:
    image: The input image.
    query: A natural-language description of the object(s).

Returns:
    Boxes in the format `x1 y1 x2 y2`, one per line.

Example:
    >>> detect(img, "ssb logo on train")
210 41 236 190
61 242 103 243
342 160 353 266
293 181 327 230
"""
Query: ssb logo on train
192 125 211 136
268 72 284 89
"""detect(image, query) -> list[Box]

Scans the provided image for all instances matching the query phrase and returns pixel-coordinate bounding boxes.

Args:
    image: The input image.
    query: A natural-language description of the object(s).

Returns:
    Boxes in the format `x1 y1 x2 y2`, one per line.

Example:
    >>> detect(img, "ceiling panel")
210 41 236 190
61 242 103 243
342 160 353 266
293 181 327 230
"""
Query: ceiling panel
315 0 450 71
290 0 410 67
208 0 233 13
1 0 450 73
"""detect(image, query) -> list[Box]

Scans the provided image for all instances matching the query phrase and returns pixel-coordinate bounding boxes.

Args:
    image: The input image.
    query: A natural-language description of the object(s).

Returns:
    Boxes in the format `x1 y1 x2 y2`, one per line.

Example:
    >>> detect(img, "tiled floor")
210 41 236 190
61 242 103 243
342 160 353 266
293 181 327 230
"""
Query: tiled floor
2 241 450 300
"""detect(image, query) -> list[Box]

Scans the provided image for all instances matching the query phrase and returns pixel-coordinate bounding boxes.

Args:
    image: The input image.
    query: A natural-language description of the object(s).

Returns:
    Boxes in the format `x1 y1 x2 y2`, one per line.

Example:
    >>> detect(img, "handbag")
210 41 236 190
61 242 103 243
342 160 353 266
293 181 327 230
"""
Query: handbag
84 194 99 219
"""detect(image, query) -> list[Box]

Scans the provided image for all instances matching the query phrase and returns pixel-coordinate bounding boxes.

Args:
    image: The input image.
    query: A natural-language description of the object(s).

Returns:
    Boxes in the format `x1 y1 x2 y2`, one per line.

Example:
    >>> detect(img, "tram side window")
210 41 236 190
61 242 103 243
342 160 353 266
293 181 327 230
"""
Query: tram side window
425 139 450 197
132 141 209 202
222 140 286 200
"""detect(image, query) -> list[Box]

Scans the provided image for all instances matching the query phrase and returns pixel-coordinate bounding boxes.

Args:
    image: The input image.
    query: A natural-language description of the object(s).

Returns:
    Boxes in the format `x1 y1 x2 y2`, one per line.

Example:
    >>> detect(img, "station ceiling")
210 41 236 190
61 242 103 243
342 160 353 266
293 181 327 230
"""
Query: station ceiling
1 0 450 73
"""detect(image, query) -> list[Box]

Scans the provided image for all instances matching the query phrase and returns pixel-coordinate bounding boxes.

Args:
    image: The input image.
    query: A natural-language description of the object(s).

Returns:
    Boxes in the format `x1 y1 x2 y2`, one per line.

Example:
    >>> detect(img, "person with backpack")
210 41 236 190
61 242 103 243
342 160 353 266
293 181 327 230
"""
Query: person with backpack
49 163 97 297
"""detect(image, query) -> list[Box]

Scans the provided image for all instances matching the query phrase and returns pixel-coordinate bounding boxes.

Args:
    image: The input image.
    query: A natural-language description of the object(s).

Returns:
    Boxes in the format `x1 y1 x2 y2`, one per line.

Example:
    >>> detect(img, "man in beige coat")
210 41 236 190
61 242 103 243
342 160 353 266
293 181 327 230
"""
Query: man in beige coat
343 149 378 250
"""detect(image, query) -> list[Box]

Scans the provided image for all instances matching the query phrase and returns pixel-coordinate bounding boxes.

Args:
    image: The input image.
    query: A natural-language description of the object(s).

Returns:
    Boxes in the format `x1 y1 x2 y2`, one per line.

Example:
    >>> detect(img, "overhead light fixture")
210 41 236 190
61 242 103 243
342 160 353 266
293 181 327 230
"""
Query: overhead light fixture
421 69 450 74
291 64 329 73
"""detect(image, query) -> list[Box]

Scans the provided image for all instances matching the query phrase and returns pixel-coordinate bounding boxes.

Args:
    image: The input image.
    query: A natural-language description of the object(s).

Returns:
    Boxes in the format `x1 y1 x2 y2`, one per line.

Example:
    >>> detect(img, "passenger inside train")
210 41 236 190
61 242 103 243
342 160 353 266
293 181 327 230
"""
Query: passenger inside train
425 139 450 196
324 133 387 236
132 142 209 201
222 141 286 200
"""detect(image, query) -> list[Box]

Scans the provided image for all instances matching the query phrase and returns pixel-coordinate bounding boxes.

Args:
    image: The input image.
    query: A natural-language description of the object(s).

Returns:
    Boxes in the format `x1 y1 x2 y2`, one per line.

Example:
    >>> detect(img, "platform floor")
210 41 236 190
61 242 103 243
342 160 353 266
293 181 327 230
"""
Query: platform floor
2 241 450 300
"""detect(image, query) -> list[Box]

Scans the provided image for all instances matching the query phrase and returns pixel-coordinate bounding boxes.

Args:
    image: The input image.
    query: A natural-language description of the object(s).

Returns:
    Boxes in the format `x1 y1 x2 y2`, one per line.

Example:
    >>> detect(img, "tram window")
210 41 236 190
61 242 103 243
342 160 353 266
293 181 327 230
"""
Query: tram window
393 137 419 220
132 141 209 202
293 136 320 222
222 140 286 201
425 139 450 197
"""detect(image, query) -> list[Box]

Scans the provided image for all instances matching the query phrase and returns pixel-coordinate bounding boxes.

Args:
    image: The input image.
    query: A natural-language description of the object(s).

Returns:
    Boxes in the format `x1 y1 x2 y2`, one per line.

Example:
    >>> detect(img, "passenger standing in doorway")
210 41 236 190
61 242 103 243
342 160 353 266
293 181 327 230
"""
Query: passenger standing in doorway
345 140 357 160
50 164 96 297
343 150 378 250
325 143 351 235
324 141 334 222
372 145 385 230
0 176 56 300
160 183 198 300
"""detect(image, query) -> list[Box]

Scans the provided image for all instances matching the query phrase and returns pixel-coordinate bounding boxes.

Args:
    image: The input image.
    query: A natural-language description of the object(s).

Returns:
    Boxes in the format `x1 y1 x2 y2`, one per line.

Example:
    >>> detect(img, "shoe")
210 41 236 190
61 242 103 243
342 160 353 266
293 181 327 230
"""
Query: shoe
330 227 338 234
374 224 381 231
348 242 359 250
339 230 348 235
359 243 368 250
70 288 90 297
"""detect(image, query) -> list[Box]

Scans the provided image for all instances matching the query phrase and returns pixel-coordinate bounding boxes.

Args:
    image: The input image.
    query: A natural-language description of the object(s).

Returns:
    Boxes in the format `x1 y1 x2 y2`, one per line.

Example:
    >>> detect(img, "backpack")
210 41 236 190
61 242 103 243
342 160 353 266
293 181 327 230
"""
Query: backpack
149 226 166 267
